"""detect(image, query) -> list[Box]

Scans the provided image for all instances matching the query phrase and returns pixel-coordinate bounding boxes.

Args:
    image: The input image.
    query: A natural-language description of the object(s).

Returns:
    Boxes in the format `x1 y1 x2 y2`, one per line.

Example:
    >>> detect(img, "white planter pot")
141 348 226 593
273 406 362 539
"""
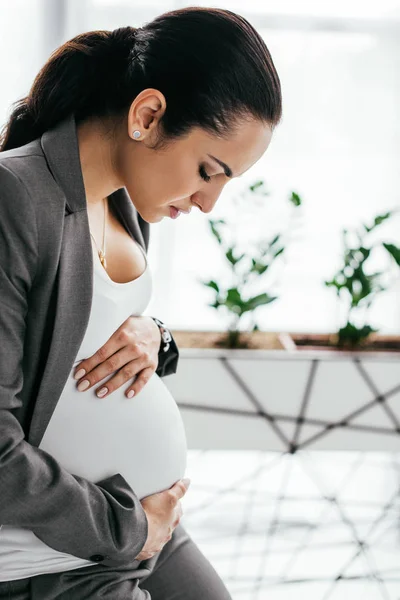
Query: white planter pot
163 348 400 451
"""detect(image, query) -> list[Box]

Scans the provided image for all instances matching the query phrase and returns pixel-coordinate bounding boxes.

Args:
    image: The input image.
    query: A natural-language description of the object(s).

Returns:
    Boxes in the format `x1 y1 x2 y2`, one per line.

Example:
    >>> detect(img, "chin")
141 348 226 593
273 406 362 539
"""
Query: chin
140 212 164 224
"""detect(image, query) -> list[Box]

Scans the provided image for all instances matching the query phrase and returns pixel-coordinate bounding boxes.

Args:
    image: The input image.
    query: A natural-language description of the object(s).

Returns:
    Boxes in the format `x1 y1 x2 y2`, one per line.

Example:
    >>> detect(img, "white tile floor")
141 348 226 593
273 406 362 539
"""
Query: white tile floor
180 450 400 600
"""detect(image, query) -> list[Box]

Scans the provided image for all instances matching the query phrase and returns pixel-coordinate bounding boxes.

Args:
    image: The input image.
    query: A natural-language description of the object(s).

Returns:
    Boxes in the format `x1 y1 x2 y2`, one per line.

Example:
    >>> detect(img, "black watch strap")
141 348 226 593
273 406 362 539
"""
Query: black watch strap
151 317 172 353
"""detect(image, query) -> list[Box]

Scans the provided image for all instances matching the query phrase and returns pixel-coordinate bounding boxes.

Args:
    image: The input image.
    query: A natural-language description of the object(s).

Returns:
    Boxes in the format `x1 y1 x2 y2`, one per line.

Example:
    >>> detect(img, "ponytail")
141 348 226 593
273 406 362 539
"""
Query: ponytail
1 7 281 153
0 28 138 151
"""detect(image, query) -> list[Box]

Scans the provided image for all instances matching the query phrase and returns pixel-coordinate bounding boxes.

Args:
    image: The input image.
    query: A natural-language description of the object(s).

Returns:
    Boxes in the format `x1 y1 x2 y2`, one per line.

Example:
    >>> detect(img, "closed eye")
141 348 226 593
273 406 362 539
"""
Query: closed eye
199 164 211 183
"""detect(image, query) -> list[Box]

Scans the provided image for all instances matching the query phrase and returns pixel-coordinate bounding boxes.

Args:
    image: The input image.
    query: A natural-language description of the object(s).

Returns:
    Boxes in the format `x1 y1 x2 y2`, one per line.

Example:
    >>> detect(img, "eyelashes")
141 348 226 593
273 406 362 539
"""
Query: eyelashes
199 164 211 183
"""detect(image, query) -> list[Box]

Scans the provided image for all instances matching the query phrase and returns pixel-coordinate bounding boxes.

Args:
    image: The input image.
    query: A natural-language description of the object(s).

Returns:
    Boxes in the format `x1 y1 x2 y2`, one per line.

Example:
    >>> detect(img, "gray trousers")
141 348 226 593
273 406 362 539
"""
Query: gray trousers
0 523 232 599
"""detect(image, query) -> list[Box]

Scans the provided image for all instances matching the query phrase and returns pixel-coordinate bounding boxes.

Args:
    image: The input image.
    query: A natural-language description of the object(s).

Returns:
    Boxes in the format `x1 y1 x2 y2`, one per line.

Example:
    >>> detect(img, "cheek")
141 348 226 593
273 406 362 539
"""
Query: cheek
156 169 197 202
124 152 199 207
165 153 198 190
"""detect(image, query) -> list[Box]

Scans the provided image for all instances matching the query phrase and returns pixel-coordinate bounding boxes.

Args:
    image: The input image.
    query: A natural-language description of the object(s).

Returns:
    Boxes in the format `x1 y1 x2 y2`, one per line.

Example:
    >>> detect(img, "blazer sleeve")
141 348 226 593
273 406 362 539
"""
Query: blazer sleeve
0 163 148 567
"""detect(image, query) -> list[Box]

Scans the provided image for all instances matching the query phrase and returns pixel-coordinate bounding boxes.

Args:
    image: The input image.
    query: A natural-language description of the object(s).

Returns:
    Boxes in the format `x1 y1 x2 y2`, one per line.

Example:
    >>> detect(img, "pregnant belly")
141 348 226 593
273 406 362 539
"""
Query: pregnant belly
39 369 188 500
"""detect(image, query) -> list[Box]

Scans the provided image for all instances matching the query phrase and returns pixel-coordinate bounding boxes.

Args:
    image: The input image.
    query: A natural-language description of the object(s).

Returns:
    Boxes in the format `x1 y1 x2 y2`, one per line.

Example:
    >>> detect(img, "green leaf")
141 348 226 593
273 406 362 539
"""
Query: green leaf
225 248 245 266
338 322 378 346
249 180 265 192
364 211 392 233
348 266 383 306
204 280 220 292
290 191 302 206
242 293 278 313
250 260 269 275
383 243 400 266
225 288 245 314
358 247 371 262
269 234 281 247
273 247 285 259
208 219 226 245
208 301 221 309
374 212 392 226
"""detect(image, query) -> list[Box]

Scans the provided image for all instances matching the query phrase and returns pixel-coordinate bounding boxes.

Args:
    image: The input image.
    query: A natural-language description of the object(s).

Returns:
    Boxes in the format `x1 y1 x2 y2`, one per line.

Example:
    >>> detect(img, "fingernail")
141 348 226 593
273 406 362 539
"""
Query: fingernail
74 368 86 380
77 380 90 391
97 387 108 398
127 390 135 399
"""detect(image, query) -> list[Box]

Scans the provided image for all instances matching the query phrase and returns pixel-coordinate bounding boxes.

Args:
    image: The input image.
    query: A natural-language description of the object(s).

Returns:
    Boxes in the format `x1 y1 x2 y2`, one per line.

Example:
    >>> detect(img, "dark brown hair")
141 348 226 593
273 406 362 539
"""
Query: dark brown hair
0 6 282 152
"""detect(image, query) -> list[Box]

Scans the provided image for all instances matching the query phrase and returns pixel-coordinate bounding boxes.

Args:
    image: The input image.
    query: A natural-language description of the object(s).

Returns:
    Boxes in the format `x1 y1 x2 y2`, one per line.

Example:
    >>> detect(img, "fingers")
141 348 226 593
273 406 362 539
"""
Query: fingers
74 348 144 398
72 317 160 398
164 503 183 543
136 549 157 561
125 366 156 399
100 360 156 399
137 481 190 562
73 339 127 381
172 503 183 528
169 478 191 502
74 346 133 389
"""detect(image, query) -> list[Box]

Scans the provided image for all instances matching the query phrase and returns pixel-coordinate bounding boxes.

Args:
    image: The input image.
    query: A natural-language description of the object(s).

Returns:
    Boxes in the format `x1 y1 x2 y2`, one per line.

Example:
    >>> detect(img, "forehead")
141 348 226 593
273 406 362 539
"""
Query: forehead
188 119 273 177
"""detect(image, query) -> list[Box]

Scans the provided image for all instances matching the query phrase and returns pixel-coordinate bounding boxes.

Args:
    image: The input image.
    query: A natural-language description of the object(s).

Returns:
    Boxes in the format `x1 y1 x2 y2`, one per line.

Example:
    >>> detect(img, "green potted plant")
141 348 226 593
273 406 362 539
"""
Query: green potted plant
282 208 400 352
172 179 302 349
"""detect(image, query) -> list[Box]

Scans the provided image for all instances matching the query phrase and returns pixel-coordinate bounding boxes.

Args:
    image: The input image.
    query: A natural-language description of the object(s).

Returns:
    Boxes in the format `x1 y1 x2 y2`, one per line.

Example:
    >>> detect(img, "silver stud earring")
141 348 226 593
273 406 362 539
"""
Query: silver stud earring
132 130 141 139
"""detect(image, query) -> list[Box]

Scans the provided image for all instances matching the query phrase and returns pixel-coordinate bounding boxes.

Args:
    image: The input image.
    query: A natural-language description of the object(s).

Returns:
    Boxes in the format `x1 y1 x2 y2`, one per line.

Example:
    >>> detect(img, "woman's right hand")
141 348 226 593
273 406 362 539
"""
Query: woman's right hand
135 478 191 561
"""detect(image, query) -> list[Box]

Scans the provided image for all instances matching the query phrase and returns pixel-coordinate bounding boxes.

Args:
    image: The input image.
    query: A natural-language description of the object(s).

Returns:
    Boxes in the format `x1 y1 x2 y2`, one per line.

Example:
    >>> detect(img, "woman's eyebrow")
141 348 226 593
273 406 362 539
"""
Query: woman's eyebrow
207 154 233 178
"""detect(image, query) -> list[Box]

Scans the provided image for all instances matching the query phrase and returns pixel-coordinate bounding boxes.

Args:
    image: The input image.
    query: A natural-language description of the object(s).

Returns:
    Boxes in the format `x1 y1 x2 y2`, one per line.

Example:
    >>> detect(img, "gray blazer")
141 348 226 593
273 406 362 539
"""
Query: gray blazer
0 113 179 567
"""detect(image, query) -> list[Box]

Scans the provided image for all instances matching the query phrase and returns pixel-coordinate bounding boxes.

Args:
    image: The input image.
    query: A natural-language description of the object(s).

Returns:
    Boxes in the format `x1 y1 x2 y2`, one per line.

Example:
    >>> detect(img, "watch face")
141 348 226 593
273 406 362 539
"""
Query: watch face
162 330 172 343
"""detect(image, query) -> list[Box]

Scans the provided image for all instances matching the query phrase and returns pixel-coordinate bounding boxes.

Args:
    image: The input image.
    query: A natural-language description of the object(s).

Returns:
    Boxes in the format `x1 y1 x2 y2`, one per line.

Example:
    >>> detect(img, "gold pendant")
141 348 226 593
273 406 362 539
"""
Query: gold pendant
98 250 107 269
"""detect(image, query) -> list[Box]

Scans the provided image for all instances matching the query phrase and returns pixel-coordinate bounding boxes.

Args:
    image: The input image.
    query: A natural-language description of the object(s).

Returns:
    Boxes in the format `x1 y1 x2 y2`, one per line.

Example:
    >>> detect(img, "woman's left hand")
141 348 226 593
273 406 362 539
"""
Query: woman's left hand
73 315 161 399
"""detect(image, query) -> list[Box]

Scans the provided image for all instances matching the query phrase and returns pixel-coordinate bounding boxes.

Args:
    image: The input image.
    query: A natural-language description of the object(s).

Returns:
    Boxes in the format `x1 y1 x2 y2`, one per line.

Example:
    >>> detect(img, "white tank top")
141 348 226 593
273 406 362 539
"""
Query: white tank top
0 237 188 581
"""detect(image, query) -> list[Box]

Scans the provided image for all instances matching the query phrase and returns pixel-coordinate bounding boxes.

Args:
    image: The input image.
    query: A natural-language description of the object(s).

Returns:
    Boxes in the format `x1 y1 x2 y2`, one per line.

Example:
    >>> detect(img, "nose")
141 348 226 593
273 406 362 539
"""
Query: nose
194 182 226 214
198 201 214 214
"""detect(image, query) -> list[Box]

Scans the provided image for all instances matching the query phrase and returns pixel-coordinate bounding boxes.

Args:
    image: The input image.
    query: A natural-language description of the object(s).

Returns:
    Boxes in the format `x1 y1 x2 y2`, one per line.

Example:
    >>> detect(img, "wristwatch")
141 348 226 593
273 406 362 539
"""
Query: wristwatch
151 317 172 353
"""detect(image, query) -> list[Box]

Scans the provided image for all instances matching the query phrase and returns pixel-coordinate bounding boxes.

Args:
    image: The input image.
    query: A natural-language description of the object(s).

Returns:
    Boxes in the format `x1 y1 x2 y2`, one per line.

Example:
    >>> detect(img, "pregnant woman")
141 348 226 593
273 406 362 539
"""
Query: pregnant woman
0 6 281 599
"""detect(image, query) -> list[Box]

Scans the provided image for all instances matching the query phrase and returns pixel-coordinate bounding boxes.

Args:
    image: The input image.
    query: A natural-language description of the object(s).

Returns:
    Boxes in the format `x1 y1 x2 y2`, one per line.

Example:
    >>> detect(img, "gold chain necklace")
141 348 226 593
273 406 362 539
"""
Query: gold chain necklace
89 197 107 269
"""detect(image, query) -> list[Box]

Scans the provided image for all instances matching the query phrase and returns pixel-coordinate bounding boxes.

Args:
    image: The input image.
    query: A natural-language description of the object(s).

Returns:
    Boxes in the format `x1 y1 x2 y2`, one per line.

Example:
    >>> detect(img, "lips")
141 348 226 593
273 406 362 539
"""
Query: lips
170 206 181 219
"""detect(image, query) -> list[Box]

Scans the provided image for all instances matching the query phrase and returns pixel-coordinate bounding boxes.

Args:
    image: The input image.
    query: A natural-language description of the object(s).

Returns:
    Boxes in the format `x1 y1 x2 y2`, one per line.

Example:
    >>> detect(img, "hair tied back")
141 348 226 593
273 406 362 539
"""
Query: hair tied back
109 26 140 56
1 8 281 153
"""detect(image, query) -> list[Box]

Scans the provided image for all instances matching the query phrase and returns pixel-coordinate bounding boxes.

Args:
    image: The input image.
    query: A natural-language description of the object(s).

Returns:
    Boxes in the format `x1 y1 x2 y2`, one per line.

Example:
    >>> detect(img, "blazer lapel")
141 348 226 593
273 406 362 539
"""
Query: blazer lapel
28 212 94 446
28 113 147 446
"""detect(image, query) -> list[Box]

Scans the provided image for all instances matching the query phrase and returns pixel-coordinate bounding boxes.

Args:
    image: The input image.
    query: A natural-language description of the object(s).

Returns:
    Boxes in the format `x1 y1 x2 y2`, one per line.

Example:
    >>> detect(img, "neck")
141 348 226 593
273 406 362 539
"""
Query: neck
76 117 123 208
